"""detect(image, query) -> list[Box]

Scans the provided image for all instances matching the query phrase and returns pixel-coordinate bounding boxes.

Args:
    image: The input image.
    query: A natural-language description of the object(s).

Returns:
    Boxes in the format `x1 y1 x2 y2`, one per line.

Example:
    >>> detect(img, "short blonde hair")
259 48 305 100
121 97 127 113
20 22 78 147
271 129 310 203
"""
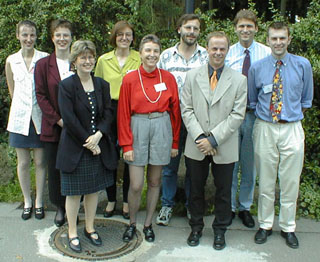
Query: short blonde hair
69 40 96 71
206 31 230 49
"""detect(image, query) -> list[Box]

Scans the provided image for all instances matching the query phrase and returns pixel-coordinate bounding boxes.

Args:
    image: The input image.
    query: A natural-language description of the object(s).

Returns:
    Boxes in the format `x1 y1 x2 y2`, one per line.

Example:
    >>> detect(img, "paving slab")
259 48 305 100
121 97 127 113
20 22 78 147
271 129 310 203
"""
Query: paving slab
0 203 319 262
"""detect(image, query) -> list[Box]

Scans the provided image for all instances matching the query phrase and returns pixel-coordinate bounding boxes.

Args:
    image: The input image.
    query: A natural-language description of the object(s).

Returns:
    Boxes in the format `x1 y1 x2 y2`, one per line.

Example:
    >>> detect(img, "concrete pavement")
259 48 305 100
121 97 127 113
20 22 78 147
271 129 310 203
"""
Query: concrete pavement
0 202 319 262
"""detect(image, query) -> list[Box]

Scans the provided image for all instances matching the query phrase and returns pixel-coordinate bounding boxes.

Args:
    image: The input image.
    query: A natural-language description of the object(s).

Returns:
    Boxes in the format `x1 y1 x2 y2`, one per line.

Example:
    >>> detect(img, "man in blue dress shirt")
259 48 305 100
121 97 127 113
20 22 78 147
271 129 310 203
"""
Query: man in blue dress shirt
225 9 270 228
248 22 313 249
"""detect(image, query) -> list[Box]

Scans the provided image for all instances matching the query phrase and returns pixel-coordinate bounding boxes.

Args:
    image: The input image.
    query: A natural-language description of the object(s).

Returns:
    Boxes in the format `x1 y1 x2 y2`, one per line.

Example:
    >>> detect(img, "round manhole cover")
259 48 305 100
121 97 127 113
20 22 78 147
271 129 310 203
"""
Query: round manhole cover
49 218 143 260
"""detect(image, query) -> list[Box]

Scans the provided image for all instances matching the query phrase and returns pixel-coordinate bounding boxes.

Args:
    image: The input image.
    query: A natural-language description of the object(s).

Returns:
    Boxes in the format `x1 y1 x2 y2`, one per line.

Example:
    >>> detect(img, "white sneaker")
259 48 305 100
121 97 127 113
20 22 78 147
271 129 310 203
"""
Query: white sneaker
156 206 173 226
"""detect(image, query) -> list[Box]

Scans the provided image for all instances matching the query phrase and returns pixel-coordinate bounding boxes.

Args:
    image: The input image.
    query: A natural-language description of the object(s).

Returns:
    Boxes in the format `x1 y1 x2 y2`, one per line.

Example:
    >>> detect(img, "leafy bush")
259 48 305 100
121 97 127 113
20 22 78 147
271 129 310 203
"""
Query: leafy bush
0 0 319 219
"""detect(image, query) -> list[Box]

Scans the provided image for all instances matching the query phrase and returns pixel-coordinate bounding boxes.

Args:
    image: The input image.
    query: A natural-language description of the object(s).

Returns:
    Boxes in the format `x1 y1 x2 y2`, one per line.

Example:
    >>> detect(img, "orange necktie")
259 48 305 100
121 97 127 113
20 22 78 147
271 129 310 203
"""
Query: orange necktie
210 71 217 91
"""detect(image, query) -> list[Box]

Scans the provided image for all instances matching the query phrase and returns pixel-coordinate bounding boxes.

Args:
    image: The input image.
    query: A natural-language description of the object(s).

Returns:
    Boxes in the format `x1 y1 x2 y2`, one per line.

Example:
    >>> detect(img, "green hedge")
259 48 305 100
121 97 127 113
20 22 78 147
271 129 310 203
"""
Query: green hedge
0 0 319 219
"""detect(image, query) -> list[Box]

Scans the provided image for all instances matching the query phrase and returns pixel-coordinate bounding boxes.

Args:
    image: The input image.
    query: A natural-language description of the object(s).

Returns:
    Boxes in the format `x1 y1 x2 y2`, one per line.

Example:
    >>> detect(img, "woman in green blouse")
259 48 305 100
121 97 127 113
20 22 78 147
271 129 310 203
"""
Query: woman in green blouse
95 21 140 219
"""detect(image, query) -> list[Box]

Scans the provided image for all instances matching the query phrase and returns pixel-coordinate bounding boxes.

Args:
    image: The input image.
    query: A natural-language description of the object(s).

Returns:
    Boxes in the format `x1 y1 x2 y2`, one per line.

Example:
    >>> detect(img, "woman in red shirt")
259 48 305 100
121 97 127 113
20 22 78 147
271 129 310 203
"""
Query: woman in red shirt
118 34 181 243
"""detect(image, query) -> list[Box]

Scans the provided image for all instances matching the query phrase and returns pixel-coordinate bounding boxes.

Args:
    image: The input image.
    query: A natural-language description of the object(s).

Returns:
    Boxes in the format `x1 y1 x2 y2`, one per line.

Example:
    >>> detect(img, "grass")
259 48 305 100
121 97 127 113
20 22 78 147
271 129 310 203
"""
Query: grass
0 141 36 203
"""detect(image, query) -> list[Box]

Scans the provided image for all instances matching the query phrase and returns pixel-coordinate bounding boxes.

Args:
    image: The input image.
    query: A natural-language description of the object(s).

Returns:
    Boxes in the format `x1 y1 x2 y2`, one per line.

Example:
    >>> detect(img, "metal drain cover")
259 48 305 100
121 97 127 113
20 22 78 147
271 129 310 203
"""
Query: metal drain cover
49 218 143 260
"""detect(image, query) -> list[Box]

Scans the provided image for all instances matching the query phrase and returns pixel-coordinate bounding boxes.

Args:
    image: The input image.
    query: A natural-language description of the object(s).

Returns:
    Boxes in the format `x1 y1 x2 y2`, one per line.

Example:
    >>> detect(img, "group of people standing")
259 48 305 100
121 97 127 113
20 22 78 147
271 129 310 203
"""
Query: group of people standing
5 8 313 254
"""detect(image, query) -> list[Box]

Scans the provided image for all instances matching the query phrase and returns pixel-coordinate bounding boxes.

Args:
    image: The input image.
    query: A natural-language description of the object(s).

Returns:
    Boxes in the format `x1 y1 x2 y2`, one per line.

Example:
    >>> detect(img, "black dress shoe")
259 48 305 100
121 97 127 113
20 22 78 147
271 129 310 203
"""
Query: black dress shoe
238 210 255 228
84 228 102 246
104 208 115 218
69 236 81 253
254 228 272 244
21 206 33 220
143 224 155 242
122 211 130 220
187 231 202 247
54 207 65 227
35 207 45 220
232 211 235 219
213 233 226 250
281 231 299 249
123 224 136 242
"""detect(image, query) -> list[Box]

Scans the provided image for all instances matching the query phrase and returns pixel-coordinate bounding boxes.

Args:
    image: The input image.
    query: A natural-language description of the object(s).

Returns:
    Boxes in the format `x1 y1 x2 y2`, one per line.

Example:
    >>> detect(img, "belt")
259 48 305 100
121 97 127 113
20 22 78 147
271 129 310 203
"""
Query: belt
278 120 289 124
133 111 167 119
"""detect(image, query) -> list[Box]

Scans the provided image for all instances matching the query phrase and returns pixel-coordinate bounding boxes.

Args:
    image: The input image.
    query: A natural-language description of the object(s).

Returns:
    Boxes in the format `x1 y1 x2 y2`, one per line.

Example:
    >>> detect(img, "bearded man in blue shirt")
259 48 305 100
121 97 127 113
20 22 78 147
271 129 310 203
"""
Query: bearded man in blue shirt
248 22 313 249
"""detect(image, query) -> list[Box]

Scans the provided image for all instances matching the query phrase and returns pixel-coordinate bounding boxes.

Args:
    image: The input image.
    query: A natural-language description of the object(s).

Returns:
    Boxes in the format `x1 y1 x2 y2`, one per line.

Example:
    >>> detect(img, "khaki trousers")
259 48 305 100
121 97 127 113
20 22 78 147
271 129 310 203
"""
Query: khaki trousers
253 119 304 232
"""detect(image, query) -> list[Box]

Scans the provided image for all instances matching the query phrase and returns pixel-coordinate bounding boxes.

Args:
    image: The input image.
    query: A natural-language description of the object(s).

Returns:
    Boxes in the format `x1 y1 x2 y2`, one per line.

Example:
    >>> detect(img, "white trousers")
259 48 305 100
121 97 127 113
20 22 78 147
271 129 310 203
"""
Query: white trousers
253 119 304 232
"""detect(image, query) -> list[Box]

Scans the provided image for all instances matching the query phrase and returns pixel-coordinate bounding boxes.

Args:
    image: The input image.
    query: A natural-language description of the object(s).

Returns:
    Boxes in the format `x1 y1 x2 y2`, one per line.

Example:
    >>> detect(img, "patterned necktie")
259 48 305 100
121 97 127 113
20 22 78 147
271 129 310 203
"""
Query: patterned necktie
242 49 250 77
210 71 217 91
270 60 283 122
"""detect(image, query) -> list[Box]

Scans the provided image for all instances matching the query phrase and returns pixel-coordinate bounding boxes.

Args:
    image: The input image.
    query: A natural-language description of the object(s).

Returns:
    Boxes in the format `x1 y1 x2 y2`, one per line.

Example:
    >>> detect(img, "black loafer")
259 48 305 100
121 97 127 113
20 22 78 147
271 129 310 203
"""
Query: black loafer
21 206 33 220
35 207 45 220
122 211 130 220
84 228 102 246
69 236 81 253
254 228 272 244
281 231 299 249
143 225 155 242
104 209 115 218
54 207 65 227
123 224 136 242
187 231 202 247
238 210 255 228
213 233 226 250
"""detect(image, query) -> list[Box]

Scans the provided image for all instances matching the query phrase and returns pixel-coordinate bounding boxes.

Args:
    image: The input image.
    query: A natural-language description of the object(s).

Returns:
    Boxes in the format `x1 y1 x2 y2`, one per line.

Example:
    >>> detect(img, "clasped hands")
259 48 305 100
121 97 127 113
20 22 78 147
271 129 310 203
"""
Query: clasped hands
195 138 217 156
83 131 103 155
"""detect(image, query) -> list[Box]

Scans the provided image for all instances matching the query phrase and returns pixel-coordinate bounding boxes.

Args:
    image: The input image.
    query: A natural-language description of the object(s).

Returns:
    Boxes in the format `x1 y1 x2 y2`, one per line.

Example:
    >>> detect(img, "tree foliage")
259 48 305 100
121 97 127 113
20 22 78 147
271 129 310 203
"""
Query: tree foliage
0 0 319 219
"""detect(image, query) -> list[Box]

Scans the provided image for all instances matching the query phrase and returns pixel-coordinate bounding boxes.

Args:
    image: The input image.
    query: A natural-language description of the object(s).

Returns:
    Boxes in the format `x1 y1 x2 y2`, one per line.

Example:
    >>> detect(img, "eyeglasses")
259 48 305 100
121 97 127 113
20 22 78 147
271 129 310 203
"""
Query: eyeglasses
116 32 133 38
182 25 200 32
78 55 95 62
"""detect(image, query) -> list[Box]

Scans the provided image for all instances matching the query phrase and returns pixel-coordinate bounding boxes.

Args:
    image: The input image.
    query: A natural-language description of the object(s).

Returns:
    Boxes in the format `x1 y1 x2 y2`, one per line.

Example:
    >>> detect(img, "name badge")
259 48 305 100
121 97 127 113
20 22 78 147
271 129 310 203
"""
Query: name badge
263 84 273 94
154 83 167 92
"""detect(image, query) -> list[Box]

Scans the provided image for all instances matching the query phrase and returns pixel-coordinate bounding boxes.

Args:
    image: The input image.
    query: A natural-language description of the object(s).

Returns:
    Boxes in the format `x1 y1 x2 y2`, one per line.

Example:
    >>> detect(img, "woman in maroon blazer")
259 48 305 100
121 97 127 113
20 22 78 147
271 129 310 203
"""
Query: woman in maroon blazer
35 19 73 227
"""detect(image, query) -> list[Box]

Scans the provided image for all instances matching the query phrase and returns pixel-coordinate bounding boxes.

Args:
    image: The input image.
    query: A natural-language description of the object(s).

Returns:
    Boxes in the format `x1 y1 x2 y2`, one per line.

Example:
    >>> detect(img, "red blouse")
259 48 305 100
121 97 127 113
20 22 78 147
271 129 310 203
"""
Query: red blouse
118 65 181 153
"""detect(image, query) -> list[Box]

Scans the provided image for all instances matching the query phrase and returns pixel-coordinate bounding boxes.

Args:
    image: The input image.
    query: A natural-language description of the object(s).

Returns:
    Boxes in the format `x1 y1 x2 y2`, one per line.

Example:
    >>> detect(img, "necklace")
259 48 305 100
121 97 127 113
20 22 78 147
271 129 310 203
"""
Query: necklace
138 68 162 104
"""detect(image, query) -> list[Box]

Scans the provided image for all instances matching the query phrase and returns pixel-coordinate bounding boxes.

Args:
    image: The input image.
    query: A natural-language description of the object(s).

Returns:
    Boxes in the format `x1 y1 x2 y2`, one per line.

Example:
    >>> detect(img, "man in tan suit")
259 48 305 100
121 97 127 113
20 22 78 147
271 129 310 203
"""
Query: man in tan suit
181 31 247 250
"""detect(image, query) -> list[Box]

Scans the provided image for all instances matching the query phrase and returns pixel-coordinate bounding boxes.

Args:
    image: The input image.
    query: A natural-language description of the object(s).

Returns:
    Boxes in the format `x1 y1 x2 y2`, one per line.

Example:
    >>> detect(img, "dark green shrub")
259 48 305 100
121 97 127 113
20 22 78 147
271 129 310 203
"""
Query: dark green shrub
0 0 319 219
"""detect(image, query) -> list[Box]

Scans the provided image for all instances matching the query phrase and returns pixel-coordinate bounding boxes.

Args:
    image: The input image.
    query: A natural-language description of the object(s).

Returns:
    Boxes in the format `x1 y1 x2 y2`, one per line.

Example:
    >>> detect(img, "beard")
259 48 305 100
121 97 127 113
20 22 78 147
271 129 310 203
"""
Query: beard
181 33 198 46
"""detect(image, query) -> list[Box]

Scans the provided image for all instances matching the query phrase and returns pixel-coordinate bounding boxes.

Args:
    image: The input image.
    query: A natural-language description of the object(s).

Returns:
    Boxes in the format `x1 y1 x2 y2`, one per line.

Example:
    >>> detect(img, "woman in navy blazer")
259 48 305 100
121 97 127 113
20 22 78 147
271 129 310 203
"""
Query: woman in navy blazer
35 19 73 227
56 40 117 253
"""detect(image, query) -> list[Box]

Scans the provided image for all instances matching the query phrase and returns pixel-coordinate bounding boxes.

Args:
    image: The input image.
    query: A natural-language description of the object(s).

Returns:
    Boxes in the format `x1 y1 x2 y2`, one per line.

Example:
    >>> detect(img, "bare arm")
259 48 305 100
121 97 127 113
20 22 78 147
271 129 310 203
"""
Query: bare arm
5 61 14 98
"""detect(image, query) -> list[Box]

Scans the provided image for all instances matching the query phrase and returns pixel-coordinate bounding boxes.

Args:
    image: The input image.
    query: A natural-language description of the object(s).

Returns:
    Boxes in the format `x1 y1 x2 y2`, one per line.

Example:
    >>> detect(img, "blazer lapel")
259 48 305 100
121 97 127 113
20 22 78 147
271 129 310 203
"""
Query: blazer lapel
196 65 211 105
93 76 103 115
210 67 232 106
48 53 61 84
14 50 28 74
74 74 92 111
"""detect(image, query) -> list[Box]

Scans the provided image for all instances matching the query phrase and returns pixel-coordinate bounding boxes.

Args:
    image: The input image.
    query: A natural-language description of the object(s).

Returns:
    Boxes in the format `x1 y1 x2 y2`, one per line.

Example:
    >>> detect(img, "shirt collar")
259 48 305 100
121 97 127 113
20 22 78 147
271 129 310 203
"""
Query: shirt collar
270 52 289 67
208 64 224 80
238 40 256 54
139 64 158 78
105 49 139 62
173 42 202 57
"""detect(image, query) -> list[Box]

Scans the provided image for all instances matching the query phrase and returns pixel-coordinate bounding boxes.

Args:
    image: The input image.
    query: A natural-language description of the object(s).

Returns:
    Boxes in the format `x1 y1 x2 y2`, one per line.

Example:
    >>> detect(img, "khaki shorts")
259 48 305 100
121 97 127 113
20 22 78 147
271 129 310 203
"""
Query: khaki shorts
125 112 172 166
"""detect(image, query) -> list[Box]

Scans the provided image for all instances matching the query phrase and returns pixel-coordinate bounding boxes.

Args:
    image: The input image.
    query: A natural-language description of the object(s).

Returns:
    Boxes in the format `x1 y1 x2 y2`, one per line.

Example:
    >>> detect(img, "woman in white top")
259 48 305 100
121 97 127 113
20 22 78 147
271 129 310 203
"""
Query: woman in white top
5 20 48 220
